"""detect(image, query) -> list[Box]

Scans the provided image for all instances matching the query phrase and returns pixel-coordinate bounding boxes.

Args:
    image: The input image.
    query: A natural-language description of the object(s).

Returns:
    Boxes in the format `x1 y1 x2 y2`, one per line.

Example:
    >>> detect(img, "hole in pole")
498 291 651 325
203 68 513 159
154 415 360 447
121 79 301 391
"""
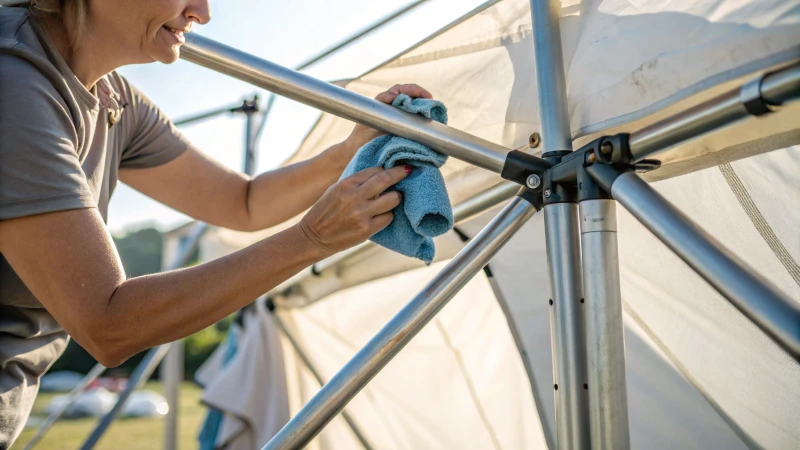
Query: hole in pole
554 384 558 390
580 298 585 303
549 299 553 305
583 383 588 390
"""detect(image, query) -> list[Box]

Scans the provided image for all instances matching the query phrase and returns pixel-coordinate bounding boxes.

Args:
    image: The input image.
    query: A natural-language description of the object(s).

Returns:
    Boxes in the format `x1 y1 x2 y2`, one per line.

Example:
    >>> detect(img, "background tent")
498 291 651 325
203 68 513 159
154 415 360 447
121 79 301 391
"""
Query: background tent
195 0 800 448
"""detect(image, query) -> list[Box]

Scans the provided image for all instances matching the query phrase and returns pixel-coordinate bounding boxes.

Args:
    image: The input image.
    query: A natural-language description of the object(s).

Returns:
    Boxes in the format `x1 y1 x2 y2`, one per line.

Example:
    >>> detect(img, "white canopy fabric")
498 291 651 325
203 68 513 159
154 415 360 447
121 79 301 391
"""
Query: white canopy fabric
196 0 800 448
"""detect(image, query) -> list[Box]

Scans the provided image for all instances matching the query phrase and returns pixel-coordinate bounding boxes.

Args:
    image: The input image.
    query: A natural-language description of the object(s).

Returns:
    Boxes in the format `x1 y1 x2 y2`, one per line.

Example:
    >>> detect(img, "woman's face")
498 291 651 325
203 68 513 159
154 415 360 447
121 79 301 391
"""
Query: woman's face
89 0 211 64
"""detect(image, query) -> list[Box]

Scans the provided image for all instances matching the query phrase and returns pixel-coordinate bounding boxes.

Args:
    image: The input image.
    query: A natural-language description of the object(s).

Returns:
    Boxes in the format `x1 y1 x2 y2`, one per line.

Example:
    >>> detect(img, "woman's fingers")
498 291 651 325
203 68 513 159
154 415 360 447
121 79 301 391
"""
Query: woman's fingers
359 166 410 199
297 162 411 256
368 191 402 215
374 83 433 104
344 166 384 185
370 211 395 234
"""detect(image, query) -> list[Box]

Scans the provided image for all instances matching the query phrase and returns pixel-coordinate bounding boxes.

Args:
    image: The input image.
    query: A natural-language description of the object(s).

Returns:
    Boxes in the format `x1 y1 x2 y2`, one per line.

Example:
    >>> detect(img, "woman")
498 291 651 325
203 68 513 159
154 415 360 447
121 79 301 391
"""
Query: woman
0 0 432 446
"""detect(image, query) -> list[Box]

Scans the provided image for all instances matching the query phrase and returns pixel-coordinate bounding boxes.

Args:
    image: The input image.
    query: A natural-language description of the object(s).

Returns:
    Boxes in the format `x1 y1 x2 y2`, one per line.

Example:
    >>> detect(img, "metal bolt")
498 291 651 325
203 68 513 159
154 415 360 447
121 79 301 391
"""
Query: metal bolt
544 189 551 198
529 132 541 148
600 141 613 155
526 174 541 189
586 152 596 163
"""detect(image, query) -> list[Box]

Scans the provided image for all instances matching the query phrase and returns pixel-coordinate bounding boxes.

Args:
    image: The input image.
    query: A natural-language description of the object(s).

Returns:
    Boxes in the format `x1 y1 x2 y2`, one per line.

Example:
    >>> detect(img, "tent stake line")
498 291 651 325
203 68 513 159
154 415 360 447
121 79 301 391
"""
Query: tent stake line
263 196 540 450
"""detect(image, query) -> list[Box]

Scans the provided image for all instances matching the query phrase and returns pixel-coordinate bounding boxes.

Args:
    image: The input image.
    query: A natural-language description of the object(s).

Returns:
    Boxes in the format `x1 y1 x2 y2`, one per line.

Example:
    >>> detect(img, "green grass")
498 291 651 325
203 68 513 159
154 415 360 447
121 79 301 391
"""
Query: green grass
15 381 206 450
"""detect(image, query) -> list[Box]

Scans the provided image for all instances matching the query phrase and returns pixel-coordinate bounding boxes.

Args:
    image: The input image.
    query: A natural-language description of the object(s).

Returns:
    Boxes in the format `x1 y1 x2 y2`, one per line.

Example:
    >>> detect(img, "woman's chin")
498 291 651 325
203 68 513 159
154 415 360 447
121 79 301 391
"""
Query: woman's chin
152 46 181 64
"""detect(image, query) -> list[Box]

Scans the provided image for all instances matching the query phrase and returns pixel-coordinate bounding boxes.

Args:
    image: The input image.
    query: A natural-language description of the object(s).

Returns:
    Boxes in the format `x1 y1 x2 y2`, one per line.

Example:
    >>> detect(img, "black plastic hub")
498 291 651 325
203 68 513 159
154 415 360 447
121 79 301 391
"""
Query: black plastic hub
500 132 660 206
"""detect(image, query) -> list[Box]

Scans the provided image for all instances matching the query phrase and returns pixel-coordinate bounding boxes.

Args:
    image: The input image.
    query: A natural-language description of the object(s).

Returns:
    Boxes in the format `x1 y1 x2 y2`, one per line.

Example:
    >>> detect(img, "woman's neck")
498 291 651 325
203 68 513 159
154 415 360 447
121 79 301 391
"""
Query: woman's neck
38 13 124 90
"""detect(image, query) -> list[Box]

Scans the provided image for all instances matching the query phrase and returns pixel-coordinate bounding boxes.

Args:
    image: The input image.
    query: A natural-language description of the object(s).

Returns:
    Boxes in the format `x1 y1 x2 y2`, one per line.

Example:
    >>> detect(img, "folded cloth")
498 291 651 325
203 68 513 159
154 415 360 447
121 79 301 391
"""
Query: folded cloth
340 93 452 264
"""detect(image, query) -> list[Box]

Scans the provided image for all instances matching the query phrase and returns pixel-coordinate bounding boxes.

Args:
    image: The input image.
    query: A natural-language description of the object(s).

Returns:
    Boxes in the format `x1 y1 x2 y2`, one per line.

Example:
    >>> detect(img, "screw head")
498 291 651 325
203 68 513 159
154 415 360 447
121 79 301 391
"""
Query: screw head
526 174 541 189
544 189 552 198
600 141 613 155
529 132 541 148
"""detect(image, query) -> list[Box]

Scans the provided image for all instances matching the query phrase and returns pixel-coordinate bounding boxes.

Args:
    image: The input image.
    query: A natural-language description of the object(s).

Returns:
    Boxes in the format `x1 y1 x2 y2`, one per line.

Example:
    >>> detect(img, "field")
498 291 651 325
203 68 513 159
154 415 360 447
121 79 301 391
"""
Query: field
15 382 206 450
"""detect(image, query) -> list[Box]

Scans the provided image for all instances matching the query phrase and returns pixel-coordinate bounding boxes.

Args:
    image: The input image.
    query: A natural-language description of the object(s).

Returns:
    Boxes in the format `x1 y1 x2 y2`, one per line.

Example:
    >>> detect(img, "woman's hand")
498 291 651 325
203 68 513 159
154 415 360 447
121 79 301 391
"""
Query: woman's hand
333 84 433 165
297 165 412 257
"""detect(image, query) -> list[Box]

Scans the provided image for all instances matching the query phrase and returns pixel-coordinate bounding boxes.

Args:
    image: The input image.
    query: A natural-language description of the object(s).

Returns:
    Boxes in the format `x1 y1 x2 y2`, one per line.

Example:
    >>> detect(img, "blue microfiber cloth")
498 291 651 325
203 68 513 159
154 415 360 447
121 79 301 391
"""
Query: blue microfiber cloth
340 93 453 264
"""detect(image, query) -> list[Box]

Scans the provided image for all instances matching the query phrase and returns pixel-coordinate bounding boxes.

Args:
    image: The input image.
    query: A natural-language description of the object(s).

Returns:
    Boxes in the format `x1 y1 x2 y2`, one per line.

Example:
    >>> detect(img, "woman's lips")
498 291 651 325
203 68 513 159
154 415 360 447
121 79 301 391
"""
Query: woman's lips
162 26 186 44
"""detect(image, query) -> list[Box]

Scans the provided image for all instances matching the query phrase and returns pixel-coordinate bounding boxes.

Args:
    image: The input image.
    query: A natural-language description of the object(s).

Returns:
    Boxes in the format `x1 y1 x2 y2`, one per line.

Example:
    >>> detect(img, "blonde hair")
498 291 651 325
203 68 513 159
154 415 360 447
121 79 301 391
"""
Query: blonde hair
29 0 88 47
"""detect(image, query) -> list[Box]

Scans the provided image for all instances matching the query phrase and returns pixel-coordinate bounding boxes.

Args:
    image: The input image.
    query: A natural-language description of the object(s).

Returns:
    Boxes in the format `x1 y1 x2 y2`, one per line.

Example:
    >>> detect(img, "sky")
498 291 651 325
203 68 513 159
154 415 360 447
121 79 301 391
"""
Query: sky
108 0 488 234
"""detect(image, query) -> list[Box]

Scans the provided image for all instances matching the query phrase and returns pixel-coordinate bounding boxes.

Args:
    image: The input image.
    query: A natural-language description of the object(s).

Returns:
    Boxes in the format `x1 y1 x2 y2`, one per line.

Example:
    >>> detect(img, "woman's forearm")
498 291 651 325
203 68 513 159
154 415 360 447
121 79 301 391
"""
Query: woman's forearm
244 143 352 230
97 224 324 365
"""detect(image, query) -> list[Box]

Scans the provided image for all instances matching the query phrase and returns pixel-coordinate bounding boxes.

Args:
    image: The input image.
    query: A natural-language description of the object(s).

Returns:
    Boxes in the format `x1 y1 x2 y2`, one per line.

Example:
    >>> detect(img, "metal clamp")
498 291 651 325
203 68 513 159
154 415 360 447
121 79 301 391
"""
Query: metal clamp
740 75 779 116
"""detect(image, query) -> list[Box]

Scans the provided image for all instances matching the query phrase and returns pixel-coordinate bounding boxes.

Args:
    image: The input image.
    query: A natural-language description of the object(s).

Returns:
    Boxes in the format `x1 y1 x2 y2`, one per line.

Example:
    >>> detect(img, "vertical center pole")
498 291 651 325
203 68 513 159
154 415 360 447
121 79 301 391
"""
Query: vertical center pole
528 0 591 448
578 199 630 449
243 104 258 177
162 340 183 450
544 204 590 450
528 0 572 157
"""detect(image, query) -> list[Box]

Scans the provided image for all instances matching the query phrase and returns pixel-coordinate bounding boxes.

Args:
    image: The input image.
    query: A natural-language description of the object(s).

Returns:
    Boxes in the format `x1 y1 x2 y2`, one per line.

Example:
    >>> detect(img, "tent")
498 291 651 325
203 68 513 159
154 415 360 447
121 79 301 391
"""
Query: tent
193 0 799 448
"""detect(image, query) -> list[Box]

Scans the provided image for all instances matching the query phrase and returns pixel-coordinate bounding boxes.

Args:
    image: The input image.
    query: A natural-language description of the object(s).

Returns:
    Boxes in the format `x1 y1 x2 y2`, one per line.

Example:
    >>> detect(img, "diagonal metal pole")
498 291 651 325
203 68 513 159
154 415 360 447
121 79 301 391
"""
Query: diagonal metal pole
79 345 171 450
588 166 800 360
527 0 591 448
251 0 431 144
181 33 510 174
263 195 540 449
23 363 107 450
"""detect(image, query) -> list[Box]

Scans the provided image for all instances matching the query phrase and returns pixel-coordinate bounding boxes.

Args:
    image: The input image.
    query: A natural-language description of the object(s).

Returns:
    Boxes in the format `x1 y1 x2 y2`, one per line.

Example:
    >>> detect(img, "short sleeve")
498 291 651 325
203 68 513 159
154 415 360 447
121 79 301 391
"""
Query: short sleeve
0 54 95 221
117 76 191 169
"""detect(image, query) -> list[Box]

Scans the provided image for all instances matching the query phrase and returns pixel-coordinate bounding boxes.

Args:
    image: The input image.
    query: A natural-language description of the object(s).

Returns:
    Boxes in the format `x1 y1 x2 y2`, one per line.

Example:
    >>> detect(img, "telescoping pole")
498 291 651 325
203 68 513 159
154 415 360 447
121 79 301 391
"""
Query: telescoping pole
527 0 591 448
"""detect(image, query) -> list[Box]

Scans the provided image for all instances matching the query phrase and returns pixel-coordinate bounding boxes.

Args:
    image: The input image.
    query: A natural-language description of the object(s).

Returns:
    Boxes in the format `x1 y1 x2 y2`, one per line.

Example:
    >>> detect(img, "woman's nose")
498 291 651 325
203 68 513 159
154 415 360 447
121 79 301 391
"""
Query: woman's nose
184 0 211 25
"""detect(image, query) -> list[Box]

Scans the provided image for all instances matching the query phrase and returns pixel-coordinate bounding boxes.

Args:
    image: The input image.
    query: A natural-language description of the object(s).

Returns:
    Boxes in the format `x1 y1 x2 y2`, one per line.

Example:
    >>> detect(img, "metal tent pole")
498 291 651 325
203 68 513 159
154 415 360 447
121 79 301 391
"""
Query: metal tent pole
588 167 800 360
527 0 591 448
239 97 260 176
578 198 629 449
162 338 183 450
181 34 509 174
293 0 429 72
252 0 431 150
80 345 171 450
542 202 590 450
23 363 106 450
628 64 800 162
263 195 540 450
164 93 260 450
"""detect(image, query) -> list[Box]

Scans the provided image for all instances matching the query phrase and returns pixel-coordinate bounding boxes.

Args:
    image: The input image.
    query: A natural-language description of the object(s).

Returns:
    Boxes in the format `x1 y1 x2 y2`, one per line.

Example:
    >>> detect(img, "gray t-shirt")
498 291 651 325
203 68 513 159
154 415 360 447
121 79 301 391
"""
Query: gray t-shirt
0 7 190 447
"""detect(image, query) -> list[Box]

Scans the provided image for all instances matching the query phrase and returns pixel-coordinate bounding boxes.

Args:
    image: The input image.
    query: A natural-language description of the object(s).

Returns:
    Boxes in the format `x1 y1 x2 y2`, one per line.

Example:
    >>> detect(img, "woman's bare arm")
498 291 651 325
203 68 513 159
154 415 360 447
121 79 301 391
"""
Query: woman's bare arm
0 166 407 367
119 142 350 232
119 84 432 232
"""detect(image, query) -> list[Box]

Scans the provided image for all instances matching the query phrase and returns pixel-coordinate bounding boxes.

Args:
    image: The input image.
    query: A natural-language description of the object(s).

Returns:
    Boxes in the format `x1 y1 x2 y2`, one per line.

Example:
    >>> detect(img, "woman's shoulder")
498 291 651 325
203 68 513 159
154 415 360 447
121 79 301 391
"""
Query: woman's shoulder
0 7 48 56
0 7 71 101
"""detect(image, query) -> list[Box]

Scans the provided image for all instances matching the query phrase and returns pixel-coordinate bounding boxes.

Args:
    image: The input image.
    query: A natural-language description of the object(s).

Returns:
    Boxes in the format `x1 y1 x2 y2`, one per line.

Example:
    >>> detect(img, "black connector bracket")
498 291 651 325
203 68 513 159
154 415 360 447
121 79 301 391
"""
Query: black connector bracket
501 150 554 189
499 133 661 206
